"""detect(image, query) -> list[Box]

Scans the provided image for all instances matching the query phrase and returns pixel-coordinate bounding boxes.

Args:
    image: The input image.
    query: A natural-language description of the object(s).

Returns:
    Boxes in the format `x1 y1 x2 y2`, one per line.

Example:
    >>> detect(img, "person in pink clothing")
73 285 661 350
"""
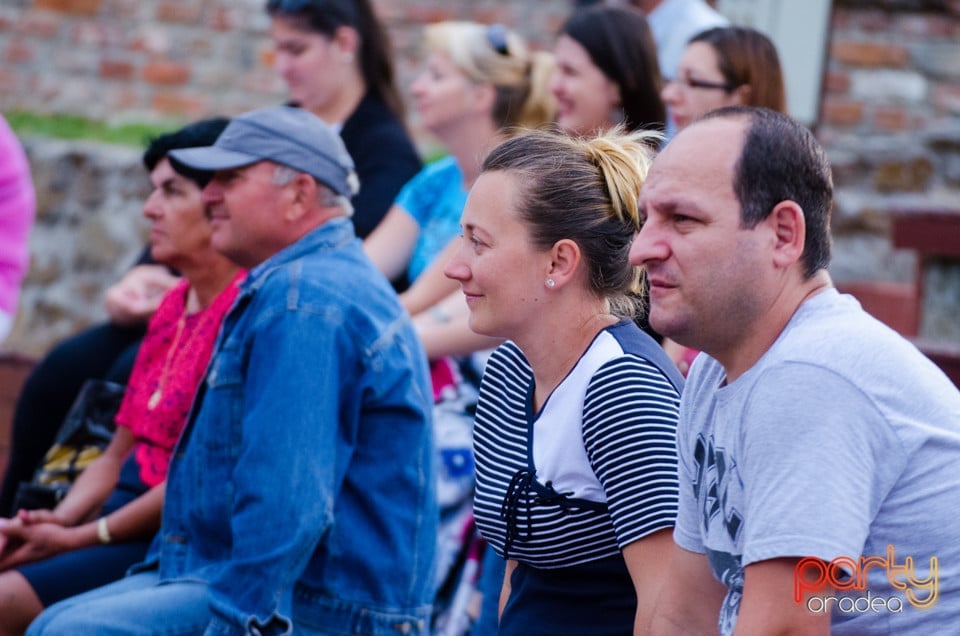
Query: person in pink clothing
0 115 36 343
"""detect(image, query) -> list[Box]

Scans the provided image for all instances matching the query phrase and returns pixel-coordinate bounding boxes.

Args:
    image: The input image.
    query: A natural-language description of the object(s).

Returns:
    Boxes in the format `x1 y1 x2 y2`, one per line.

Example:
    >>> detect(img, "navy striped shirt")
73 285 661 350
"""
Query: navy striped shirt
474 320 682 568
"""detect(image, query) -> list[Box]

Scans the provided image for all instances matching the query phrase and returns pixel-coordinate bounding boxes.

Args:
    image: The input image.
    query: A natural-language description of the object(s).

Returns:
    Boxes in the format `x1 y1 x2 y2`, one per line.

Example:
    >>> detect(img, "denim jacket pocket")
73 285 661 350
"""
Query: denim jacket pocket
203 348 245 453
206 346 244 389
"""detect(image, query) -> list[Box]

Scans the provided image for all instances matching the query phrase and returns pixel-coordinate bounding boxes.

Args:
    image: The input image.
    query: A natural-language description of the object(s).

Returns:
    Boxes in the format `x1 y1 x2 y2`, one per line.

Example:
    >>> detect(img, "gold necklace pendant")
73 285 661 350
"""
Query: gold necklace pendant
147 389 162 410
147 303 190 413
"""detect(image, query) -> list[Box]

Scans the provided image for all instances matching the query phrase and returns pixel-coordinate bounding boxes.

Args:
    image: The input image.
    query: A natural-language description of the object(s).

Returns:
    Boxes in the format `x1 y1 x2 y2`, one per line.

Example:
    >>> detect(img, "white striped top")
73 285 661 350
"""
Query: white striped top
473 321 682 568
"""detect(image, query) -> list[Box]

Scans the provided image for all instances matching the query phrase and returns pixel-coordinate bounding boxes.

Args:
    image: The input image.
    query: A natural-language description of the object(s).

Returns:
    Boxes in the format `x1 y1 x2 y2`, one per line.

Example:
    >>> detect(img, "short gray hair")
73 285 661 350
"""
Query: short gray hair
273 164 354 217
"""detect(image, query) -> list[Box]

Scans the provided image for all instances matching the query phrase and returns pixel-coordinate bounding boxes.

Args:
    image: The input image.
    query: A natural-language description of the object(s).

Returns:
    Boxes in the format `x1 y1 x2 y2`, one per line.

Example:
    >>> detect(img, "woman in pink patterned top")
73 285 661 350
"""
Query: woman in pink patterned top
0 118 244 632
115 272 241 489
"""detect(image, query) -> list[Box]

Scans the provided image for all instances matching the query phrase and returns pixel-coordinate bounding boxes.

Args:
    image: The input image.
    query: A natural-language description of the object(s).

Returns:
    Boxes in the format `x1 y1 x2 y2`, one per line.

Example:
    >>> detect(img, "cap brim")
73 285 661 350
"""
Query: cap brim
169 146 261 171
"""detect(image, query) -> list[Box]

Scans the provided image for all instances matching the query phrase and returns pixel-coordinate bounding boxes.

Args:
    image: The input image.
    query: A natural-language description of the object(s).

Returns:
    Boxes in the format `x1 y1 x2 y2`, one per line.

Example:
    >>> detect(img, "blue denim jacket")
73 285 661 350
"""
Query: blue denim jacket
151 218 437 635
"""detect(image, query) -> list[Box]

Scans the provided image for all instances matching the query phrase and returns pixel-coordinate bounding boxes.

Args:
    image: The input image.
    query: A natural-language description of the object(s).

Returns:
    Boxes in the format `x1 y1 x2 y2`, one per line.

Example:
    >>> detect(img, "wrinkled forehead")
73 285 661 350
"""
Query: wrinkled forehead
647 119 745 191
639 119 746 218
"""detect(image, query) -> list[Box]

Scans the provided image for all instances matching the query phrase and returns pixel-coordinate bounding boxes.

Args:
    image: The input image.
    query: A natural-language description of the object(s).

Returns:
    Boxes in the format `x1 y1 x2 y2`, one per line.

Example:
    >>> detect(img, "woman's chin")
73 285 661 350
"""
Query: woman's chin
555 112 577 135
466 314 494 339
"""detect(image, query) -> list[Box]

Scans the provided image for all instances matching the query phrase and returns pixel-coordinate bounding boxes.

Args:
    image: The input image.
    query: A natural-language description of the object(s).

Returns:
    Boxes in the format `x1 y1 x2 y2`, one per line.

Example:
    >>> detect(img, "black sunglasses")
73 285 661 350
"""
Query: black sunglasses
666 75 737 92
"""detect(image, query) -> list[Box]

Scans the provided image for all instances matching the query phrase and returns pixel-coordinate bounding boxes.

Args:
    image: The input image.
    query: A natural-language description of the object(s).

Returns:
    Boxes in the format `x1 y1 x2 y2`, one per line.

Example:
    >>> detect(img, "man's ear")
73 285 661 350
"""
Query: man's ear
768 200 806 270
284 173 317 222
545 238 582 289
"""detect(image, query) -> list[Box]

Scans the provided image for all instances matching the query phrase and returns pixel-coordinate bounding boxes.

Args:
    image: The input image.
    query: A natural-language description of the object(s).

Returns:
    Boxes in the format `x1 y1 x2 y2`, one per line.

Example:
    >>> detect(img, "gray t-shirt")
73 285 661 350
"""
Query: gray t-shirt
674 288 960 634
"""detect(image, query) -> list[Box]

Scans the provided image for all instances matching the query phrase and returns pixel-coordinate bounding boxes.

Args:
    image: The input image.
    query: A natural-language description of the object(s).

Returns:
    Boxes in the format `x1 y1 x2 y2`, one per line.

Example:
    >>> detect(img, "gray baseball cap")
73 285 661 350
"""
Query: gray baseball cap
169 105 359 198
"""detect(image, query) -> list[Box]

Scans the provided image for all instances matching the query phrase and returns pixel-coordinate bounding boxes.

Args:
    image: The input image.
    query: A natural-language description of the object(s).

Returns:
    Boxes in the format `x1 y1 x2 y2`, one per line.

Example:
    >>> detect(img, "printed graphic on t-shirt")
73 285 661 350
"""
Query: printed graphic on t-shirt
693 434 743 541
708 548 744 634
694 433 746 632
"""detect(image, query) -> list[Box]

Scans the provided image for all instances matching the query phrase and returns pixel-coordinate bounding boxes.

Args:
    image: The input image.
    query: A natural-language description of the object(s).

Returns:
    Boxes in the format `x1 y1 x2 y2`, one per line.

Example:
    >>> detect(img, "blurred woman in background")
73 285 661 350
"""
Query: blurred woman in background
551 4 664 136
364 20 555 291
360 22 555 634
401 4 665 325
267 0 421 238
661 25 786 131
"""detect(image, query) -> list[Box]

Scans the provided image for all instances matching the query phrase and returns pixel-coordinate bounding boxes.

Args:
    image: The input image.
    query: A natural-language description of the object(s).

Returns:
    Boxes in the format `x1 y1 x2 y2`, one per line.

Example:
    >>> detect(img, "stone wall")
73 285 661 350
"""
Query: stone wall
820 2 960 286
9 137 149 355
819 1 960 349
1 0 958 356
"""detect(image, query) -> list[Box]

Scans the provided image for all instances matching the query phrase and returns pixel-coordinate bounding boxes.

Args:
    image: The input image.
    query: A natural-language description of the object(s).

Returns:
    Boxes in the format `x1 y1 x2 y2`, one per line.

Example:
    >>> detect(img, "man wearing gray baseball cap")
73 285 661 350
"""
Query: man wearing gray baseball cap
171 105 362 268
30 106 437 636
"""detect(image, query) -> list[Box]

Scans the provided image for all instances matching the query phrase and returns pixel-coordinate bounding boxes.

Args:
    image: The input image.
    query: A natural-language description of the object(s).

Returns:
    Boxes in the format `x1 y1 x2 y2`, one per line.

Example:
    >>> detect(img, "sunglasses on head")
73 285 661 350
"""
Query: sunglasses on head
267 0 314 9
486 24 510 56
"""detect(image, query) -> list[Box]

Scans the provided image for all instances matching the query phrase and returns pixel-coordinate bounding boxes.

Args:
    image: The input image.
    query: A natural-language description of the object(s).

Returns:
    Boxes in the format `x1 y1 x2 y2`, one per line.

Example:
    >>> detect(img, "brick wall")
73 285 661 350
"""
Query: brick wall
1 0 294 122
0 0 570 125
820 2 960 287
817 1 960 344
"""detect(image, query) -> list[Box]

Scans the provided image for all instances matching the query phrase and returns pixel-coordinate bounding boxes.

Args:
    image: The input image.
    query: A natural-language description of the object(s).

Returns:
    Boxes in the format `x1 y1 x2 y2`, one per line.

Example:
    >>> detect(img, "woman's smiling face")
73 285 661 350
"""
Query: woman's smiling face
444 170 549 340
550 34 621 136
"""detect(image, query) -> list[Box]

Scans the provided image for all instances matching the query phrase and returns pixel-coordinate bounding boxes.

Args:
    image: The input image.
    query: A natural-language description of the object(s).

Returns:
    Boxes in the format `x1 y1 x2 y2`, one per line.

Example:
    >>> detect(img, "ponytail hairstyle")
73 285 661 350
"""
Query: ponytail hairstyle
266 0 406 119
481 127 662 317
424 21 556 130
560 5 665 132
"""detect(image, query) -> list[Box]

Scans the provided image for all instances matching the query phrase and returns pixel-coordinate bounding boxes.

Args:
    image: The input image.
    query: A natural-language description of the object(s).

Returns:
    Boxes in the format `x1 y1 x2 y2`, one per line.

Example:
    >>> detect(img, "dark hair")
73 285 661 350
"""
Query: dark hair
689 27 786 113
703 106 833 278
482 127 660 317
266 0 405 119
560 5 665 132
143 117 230 188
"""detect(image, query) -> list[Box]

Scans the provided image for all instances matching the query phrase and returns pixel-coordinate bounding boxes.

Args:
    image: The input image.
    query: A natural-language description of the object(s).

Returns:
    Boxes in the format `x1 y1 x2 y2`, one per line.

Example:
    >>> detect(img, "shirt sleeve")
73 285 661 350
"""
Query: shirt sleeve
582 355 681 548
672 398 705 555
737 361 906 567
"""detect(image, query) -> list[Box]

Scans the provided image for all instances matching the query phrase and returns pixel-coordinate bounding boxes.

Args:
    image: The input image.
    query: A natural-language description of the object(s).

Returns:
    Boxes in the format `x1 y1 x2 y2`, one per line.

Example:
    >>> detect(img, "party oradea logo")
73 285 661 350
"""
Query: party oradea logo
794 545 938 614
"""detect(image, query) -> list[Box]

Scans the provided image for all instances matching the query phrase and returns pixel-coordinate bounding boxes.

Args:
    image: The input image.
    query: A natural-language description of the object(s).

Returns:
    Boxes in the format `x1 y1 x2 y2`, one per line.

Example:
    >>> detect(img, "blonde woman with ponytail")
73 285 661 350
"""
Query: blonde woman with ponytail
444 128 682 635
364 21 555 290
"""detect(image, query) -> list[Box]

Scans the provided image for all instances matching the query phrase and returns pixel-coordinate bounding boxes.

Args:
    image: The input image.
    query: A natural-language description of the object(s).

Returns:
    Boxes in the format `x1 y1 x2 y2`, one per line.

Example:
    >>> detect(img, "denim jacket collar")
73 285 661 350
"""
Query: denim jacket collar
245 217 355 293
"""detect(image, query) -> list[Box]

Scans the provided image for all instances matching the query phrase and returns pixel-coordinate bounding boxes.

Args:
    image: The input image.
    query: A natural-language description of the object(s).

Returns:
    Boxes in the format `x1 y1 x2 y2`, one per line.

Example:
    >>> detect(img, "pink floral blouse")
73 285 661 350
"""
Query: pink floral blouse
114 271 244 487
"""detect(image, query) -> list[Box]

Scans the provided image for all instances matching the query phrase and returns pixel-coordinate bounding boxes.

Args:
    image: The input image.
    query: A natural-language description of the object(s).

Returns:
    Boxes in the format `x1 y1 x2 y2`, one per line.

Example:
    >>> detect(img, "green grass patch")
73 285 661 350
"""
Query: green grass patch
4 111 182 147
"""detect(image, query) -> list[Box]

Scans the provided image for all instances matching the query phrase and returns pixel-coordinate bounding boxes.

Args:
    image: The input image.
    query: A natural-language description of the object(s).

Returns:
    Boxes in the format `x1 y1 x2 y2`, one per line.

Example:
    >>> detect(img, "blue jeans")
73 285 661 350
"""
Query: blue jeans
29 570 409 636
27 571 213 636
472 548 506 636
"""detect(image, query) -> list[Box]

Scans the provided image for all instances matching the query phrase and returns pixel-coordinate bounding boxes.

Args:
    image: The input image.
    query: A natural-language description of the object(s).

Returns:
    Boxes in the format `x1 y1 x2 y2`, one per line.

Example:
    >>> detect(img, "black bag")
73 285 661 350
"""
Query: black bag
12 379 125 511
